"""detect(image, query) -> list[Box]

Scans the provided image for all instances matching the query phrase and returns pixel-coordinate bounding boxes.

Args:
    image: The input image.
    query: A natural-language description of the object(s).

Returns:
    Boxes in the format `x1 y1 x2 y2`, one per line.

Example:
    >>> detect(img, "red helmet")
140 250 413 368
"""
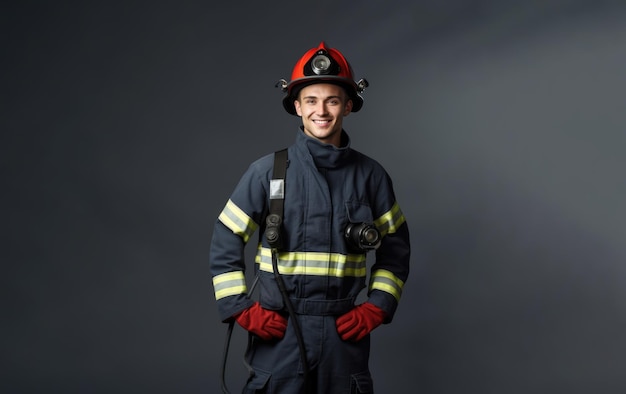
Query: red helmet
277 42 369 115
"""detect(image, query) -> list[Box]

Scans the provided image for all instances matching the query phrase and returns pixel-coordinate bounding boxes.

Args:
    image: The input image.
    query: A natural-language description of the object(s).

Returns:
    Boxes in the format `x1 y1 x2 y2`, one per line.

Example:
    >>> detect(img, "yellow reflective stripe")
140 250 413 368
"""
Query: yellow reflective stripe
255 246 367 277
369 269 404 301
218 199 258 243
374 202 406 237
212 271 247 300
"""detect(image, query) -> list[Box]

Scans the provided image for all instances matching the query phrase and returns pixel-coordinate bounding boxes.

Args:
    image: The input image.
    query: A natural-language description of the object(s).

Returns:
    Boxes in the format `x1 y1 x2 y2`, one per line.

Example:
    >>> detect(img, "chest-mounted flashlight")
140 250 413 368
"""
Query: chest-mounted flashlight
344 222 381 252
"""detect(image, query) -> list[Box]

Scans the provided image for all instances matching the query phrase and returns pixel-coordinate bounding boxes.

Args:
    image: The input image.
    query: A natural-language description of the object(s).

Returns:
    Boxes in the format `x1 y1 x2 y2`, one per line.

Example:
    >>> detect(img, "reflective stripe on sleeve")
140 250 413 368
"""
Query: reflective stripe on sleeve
218 199 259 243
374 202 406 237
212 271 247 300
255 246 367 277
369 269 404 301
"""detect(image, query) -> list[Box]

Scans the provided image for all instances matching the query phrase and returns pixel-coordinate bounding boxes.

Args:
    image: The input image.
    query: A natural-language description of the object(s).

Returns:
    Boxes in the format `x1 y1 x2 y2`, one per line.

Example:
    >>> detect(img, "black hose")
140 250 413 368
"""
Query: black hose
220 275 260 394
220 321 234 394
219 251 311 394
271 248 311 393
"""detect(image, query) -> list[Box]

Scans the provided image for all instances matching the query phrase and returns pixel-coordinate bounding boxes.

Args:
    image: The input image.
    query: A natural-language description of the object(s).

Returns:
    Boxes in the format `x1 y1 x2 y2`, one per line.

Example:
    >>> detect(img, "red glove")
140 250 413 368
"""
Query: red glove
336 302 386 342
235 302 287 340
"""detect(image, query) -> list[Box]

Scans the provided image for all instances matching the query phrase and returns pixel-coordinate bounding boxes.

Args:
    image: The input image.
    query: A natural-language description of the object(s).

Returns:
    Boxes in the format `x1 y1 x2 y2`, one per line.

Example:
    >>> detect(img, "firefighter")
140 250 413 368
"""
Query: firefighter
210 42 411 393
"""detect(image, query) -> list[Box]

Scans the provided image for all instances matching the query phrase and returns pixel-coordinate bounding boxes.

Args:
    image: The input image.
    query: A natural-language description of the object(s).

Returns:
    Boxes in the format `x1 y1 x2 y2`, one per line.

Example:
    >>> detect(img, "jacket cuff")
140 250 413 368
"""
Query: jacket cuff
367 289 398 324
218 296 255 323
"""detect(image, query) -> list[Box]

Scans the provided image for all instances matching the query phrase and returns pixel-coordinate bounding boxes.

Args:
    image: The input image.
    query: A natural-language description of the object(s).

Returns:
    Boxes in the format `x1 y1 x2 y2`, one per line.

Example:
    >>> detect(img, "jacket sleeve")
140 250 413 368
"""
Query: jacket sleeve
366 170 411 323
209 157 271 321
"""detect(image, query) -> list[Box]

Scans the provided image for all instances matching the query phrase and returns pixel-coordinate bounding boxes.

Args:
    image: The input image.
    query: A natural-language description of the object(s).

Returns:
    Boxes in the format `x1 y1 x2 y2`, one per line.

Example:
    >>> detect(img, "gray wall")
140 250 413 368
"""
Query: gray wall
3 1 626 393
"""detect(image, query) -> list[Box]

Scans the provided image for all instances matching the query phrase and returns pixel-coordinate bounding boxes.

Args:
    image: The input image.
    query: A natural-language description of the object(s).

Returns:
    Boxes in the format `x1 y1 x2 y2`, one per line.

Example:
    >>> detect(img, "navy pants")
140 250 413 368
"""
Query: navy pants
242 314 374 393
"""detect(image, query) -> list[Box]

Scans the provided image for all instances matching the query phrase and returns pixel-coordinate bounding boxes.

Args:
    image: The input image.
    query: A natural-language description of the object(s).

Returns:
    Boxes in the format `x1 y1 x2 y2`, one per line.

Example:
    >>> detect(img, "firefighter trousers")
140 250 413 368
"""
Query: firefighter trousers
242 314 374 393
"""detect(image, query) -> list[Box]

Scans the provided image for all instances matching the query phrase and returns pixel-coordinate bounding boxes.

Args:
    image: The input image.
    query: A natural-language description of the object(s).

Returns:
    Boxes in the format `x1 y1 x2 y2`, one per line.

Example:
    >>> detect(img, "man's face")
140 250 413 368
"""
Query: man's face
294 83 353 147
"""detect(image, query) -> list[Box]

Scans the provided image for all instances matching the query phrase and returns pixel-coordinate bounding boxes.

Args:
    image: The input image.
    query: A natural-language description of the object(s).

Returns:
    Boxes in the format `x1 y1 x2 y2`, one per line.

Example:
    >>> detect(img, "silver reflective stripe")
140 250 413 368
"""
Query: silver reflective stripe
375 202 406 237
369 269 404 301
218 199 258 243
213 271 247 300
255 246 367 277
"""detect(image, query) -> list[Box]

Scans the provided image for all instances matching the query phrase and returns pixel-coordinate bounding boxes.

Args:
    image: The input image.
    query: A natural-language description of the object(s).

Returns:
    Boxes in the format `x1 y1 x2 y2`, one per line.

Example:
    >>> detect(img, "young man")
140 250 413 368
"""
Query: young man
210 42 411 393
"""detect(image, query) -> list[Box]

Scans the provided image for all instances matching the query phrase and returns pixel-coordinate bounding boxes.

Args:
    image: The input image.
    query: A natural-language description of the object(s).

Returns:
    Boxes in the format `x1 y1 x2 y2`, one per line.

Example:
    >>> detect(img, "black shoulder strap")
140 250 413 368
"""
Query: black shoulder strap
273 148 288 178
266 148 311 382
265 148 288 248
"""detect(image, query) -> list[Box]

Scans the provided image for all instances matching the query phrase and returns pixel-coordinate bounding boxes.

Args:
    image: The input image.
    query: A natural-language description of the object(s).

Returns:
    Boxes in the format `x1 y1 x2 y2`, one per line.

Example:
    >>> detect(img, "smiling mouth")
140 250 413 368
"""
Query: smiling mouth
313 120 331 126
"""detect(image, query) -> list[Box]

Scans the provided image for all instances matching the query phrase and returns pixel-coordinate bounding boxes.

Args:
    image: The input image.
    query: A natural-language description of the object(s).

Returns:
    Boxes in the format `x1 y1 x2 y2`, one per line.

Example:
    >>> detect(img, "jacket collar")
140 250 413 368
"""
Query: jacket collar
296 128 353 169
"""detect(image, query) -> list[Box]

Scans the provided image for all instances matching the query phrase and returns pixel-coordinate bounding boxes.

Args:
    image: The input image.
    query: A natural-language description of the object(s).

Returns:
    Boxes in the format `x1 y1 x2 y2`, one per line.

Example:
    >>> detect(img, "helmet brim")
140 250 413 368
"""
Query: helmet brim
282 78 363 116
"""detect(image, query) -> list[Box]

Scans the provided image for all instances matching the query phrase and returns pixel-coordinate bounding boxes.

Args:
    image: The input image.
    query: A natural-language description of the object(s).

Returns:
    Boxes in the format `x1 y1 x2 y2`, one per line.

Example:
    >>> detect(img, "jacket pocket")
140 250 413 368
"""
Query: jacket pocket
243 368 271 393
345 201 374 224
350 370 374 393
258 271 285 311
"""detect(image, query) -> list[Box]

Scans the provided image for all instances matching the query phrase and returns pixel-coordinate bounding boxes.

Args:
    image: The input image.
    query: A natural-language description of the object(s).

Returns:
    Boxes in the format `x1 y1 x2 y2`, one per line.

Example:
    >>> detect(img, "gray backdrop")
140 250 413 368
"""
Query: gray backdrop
3 1 626 393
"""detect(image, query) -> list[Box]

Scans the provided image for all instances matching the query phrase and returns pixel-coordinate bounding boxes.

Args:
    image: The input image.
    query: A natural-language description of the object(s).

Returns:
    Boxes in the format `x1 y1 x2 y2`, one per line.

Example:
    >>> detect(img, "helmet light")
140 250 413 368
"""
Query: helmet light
311 54 331 74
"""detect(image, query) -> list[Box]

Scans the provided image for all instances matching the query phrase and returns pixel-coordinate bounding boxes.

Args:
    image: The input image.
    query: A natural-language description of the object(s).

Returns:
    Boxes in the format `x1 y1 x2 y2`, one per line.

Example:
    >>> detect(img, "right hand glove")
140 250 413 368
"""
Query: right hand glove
335 302 386 342
235 302 287 340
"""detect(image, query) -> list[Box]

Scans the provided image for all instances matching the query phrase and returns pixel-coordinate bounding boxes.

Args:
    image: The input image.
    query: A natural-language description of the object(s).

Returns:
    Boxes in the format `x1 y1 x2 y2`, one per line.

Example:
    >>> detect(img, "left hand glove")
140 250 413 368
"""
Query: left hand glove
336 302 386 342
234 302 287 341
